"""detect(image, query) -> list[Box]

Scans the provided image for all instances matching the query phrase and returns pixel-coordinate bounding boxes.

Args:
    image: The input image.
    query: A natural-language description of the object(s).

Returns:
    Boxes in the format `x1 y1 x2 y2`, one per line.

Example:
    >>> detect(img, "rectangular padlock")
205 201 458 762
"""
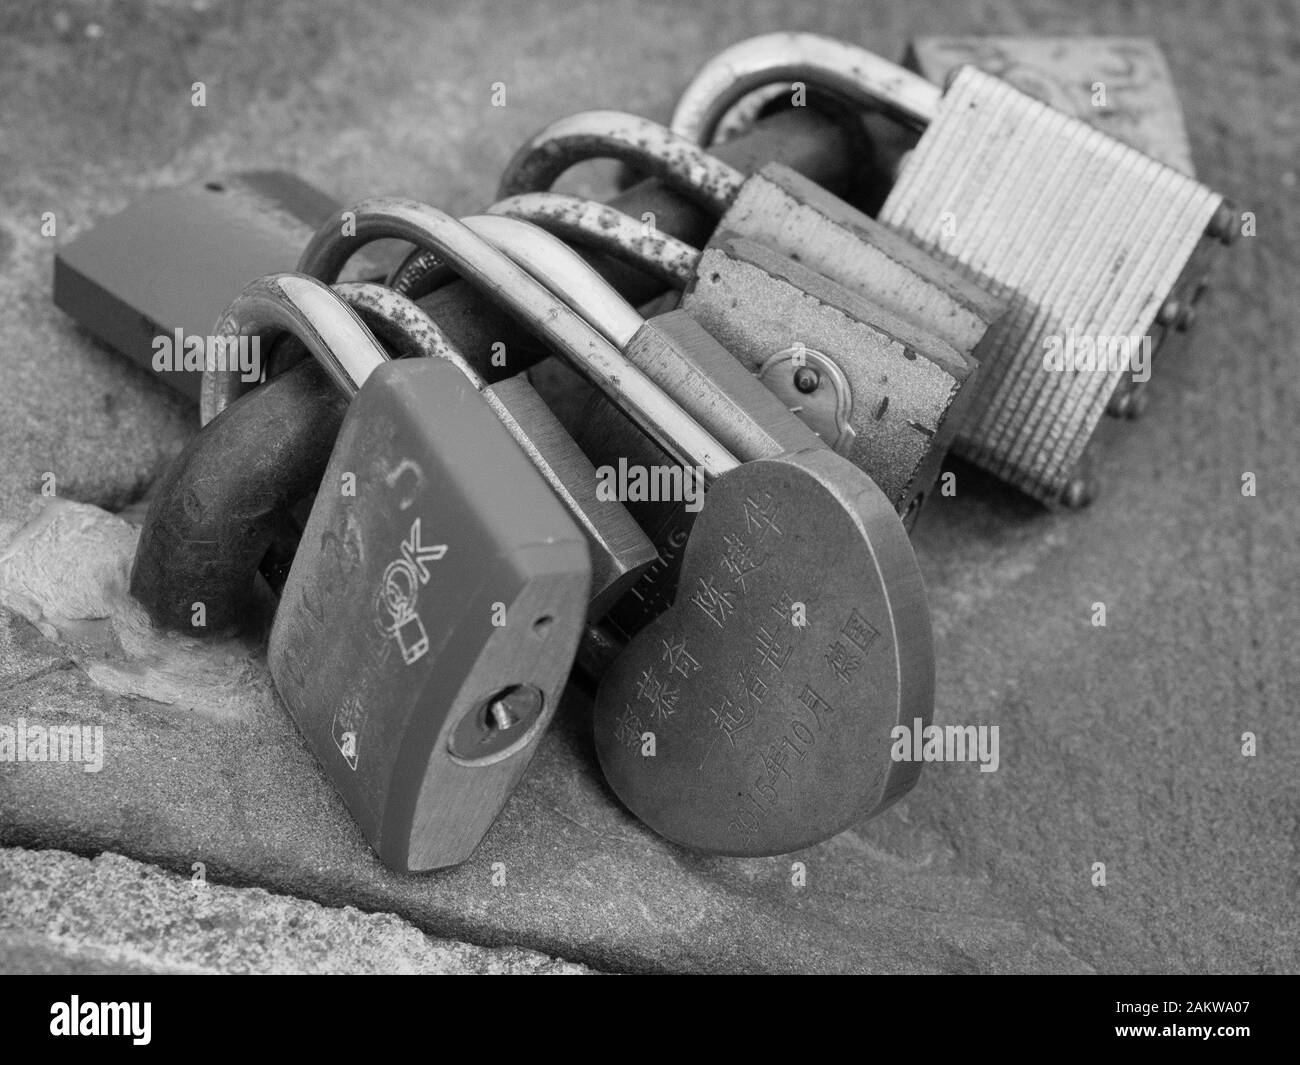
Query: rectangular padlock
269 354 591 873
680 232 979 517
876 64 1232 505
713 161 1006 363
52 172 398 401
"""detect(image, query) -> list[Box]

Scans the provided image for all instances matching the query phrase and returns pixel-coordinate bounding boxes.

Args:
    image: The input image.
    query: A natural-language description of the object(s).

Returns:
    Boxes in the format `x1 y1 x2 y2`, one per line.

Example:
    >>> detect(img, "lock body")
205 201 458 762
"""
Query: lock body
716 162 1005 360
52 172 390 400
269 357 590 872
681 233 977 516
594 448 932 856
879 65 1227 504
578 309 826 647
481 375 656 619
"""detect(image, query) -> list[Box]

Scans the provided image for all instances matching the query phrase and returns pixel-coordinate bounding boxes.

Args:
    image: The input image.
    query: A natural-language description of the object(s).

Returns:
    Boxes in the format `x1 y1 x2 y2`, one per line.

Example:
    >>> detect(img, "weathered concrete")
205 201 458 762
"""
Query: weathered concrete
0 847 595 974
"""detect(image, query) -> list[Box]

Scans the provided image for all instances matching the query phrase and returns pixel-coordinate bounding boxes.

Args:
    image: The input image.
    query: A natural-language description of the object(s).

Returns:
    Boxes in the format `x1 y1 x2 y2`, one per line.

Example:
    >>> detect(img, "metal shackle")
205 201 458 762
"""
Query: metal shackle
330 281 476 377
288 198 737 480
387 193 699 298
197 273 390 425
669 32 941 147
498 110 747 216
198 277 468 424
131 274 398 632
462 214 817 470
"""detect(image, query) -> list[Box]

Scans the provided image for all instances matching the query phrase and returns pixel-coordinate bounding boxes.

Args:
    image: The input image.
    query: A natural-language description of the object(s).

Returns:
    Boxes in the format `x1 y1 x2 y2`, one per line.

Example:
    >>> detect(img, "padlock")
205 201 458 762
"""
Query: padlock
667 32 1237 505
460 234 935 855
286 200 777 667
209 274 590 873
129 269 649 629
902 35 1206 423
288 198 741 481
52 171 396 400
489 113 990 516
129 270 593 871
493 110 1004 362
467 189 984 516
192 214 657 622
461 213 831 647
450 203 976 520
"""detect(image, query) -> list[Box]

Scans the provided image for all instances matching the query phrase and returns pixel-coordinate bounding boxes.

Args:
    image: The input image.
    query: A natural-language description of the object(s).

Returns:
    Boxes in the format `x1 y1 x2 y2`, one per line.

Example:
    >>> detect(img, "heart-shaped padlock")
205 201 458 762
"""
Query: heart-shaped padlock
594 446 933 856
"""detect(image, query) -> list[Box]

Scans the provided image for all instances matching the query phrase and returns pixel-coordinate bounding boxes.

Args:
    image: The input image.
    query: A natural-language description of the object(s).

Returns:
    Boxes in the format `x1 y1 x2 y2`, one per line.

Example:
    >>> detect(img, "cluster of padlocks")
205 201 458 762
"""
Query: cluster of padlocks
54 33 1236 872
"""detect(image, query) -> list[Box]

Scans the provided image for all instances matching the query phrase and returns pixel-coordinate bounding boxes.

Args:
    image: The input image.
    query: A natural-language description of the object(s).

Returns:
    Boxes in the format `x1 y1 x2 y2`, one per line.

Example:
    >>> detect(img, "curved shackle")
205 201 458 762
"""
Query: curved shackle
132 274 399 632
459 214 644 349
198 274 391 424
330 281 474 377
295 198 738 480
497 111 747 217
387 193 699 299
668 32 942 148
198 278 465 425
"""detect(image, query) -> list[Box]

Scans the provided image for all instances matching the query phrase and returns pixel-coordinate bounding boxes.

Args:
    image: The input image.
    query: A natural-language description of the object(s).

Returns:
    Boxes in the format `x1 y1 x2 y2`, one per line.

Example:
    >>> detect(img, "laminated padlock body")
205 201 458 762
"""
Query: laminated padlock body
269 357 590 872
877 66 1227 504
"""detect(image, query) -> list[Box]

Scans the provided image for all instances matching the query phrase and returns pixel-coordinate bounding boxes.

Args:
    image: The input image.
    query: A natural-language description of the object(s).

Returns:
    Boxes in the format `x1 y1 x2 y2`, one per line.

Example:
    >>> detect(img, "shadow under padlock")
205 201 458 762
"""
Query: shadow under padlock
131 270 594 873
667 31 1238 507
460 215 935 857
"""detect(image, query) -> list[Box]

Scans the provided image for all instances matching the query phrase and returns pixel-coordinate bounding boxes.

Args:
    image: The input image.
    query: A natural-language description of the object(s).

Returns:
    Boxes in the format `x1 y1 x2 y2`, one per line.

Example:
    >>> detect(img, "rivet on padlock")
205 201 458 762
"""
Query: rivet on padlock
668 32 1237 506
464 232 935 854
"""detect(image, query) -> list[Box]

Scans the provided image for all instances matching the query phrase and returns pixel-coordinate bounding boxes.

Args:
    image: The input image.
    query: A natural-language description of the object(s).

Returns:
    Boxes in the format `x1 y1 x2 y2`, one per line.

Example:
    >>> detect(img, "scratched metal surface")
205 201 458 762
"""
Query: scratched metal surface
0 0 1296 972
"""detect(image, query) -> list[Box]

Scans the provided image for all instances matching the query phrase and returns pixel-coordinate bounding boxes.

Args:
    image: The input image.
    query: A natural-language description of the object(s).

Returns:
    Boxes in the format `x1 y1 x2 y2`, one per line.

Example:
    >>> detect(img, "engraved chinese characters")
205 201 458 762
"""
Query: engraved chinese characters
594 448 934 856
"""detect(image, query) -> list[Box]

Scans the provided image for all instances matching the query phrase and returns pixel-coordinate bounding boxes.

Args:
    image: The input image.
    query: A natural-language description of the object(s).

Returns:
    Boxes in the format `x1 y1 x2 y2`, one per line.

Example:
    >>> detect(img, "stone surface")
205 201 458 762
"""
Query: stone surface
0 847 595 974
0 0 1297 974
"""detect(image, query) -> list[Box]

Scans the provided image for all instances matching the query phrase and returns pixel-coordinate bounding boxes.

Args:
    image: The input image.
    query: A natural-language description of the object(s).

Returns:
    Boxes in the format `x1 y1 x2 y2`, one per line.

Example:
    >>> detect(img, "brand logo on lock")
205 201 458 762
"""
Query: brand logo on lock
375 517 448 665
